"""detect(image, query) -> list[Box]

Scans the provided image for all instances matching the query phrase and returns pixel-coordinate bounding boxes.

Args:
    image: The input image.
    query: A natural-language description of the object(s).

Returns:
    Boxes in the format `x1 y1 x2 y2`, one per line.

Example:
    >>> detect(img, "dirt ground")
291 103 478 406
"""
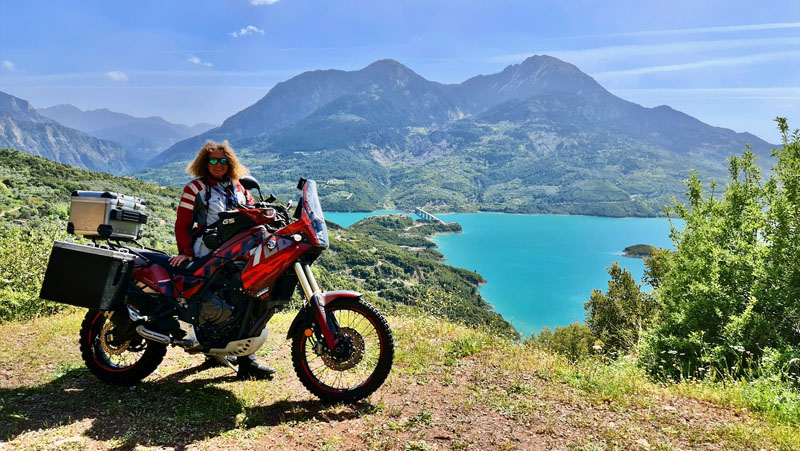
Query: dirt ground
0 311 791 450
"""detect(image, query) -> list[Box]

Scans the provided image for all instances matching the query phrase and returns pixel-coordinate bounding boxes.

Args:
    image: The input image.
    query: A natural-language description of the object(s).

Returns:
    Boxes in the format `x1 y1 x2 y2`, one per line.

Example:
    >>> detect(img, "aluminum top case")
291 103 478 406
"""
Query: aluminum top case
67 191 148 241
39 241 137 311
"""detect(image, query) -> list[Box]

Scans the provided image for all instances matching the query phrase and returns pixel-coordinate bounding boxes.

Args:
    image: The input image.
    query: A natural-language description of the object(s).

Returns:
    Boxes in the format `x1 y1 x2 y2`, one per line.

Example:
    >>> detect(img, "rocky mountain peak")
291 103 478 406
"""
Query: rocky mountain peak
360 58 428 87
364 58 407 70
40 104 82 114
0 91 50 123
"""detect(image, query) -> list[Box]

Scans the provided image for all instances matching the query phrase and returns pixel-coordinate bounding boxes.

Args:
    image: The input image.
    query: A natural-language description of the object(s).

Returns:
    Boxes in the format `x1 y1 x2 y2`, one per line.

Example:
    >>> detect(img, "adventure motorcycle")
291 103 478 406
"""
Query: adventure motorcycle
46 178 394 403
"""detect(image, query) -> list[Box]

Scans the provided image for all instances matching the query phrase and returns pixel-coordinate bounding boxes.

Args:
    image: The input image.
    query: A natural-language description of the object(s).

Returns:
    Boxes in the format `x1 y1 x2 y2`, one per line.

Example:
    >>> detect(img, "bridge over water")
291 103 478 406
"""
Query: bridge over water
413 207 445 224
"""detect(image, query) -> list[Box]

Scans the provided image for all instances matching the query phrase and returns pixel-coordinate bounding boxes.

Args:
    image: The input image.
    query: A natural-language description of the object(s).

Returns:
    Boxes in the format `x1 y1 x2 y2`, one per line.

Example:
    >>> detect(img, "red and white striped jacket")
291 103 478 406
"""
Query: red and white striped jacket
175 177 254 256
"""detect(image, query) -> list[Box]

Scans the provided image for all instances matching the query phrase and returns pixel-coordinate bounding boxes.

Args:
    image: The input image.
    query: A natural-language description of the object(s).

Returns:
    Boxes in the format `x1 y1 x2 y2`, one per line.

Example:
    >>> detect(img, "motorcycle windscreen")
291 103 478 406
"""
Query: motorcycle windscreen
303 180 329 248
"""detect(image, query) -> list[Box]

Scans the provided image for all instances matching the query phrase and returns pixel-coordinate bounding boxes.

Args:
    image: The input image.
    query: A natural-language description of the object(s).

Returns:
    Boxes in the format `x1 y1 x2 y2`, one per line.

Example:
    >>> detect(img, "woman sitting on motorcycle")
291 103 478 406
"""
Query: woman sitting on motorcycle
168 140 275 380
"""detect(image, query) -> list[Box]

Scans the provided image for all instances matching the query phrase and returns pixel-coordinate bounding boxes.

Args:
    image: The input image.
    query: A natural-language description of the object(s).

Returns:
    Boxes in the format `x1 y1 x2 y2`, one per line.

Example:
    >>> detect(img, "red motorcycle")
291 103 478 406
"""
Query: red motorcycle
49 178 393 403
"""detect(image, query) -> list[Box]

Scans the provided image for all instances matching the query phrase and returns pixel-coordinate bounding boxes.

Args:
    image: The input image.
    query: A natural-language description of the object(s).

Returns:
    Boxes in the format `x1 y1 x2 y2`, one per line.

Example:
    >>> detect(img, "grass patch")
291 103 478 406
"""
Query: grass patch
2 309 800 450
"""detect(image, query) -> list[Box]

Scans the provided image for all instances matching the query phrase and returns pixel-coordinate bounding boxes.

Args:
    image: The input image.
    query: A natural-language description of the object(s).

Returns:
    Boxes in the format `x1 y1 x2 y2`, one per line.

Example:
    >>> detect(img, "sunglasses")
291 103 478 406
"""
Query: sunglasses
208 157 229 166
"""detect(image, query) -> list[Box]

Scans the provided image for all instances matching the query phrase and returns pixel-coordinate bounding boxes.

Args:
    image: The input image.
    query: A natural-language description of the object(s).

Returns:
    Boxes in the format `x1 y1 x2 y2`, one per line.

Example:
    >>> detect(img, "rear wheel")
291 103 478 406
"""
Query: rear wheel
291 298 394 403
79 310 167 385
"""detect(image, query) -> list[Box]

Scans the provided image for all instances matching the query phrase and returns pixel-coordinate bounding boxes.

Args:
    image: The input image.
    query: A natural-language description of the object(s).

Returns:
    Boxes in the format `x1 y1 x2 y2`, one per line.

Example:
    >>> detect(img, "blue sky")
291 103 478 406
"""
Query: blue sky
0 0 798 142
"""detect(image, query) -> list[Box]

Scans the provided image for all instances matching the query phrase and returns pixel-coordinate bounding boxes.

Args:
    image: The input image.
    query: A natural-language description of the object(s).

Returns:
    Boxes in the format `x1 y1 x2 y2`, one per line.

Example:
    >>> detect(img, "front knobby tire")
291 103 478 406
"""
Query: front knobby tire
291 298 394 403
79 310 167 385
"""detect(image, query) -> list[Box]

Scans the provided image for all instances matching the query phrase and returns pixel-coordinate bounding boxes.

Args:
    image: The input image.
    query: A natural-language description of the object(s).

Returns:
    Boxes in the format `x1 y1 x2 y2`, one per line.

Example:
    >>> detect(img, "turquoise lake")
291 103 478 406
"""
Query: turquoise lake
325 211 676 337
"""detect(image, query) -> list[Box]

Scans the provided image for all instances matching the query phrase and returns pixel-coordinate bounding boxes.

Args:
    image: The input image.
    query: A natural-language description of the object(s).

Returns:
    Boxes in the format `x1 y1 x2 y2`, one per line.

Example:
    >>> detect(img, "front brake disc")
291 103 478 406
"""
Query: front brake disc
320 327 365 371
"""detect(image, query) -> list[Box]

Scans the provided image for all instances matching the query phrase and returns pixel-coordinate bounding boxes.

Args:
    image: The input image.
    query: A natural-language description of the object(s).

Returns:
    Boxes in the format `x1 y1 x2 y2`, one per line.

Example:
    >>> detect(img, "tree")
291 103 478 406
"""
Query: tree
585 262 659 354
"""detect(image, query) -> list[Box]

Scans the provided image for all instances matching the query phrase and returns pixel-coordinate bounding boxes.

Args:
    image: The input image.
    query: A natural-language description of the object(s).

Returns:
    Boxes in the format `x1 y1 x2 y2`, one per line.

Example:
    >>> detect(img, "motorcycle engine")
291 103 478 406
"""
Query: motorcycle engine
194 262 250 343
199 293 235 327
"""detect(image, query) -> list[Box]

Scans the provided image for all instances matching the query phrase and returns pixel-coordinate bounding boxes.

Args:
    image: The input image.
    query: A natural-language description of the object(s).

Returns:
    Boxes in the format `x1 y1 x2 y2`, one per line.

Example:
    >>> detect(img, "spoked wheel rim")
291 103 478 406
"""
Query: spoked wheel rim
301 307 384 393
89 313 146 372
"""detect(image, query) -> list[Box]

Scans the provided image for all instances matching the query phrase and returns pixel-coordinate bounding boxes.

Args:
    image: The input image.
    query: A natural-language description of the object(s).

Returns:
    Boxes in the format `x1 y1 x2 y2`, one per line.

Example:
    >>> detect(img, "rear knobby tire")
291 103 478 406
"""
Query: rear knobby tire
79 310 167 385
291 298 394 403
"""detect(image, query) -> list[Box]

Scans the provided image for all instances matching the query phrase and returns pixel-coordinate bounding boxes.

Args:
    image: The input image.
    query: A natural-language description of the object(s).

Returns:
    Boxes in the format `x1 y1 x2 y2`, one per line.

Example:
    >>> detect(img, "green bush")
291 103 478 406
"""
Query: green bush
0 223 68 322
529 323 596 361
642 119 800 381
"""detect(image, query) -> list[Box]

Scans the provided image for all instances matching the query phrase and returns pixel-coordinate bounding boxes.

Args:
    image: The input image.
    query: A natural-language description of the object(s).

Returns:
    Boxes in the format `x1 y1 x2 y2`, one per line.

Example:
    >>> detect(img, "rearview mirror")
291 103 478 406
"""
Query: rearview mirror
239 176 264 202
239 176 260 192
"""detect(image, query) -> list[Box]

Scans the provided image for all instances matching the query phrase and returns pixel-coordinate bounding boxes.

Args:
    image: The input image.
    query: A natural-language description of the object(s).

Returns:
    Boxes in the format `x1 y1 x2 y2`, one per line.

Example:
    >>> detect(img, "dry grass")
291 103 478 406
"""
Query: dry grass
1 310 798 450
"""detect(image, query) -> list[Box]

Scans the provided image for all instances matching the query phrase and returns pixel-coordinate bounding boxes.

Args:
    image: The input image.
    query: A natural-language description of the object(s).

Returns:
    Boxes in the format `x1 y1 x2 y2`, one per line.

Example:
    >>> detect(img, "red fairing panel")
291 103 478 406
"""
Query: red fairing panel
210 227 266 267
242 235 310 297
173 274 206 299
132 263 172 296
277 213 311 237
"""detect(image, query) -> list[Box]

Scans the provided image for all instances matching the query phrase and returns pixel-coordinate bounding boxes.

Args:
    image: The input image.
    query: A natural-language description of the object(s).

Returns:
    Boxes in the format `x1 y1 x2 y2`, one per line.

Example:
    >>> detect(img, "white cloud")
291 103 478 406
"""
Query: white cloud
230 25 265 38
610 87 800 101
187 54 213 67
104 71 128 81
593 51 800 78
590 22 800 39
2 60 14 71
489 36 800 65
250 0 279 5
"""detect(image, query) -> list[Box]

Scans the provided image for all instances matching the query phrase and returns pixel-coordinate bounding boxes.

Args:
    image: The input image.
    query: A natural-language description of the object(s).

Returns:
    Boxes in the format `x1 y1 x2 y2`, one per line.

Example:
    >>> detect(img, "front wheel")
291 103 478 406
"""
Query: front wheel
291 298 394 403
79 310 167 385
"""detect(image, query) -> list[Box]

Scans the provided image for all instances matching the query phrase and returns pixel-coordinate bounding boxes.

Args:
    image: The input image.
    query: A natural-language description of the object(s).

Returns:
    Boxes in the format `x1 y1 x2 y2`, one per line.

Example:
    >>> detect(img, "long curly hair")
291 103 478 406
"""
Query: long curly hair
185 140 249 181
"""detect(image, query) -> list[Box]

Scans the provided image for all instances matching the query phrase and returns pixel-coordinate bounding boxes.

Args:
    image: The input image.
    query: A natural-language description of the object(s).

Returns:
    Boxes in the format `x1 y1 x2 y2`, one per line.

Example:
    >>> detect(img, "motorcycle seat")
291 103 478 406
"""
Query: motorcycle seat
137 250 214 276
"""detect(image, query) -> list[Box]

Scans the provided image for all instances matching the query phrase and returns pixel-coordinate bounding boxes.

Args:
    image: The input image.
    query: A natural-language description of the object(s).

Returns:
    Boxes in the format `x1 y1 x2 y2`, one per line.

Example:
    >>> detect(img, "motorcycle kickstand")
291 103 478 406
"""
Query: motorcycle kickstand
211 355 238 374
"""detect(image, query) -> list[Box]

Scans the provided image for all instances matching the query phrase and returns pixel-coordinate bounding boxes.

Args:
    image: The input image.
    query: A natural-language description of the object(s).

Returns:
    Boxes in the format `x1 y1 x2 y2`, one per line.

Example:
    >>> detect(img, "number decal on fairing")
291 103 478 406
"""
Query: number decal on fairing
249 237 283 267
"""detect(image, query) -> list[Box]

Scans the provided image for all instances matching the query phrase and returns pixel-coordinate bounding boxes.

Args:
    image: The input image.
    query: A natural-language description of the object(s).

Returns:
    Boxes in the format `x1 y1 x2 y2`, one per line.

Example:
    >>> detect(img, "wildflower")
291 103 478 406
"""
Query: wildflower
731 345 745 352
667 350 678 355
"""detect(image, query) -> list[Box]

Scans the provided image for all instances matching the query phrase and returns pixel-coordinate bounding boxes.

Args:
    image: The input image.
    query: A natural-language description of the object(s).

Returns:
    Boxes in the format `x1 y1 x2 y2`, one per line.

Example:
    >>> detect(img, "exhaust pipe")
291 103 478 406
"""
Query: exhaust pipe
129 305 197 349
135 325 171 344
135 325 197 349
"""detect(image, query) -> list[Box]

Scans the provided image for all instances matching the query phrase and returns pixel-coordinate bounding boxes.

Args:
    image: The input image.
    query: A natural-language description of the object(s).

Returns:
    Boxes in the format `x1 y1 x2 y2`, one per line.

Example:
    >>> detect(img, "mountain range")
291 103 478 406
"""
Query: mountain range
0 56 776 215
141 56 773 216
0 91 130 173
37 104 215 169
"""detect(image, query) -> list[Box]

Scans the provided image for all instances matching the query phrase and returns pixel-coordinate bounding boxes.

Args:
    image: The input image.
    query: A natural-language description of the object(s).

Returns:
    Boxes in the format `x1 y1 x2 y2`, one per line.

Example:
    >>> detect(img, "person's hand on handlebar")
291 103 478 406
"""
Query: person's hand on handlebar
169 253 193 267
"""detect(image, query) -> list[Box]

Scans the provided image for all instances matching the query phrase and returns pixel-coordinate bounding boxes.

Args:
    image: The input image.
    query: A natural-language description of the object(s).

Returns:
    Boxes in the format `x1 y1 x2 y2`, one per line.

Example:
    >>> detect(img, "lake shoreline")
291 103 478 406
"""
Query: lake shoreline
325 210 676 336
326 208 673 220
428 213 676 336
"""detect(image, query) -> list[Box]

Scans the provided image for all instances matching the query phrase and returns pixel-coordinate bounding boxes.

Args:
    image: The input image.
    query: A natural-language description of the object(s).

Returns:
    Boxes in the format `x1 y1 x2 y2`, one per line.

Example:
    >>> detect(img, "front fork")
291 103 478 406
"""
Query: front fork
293 262 339 350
